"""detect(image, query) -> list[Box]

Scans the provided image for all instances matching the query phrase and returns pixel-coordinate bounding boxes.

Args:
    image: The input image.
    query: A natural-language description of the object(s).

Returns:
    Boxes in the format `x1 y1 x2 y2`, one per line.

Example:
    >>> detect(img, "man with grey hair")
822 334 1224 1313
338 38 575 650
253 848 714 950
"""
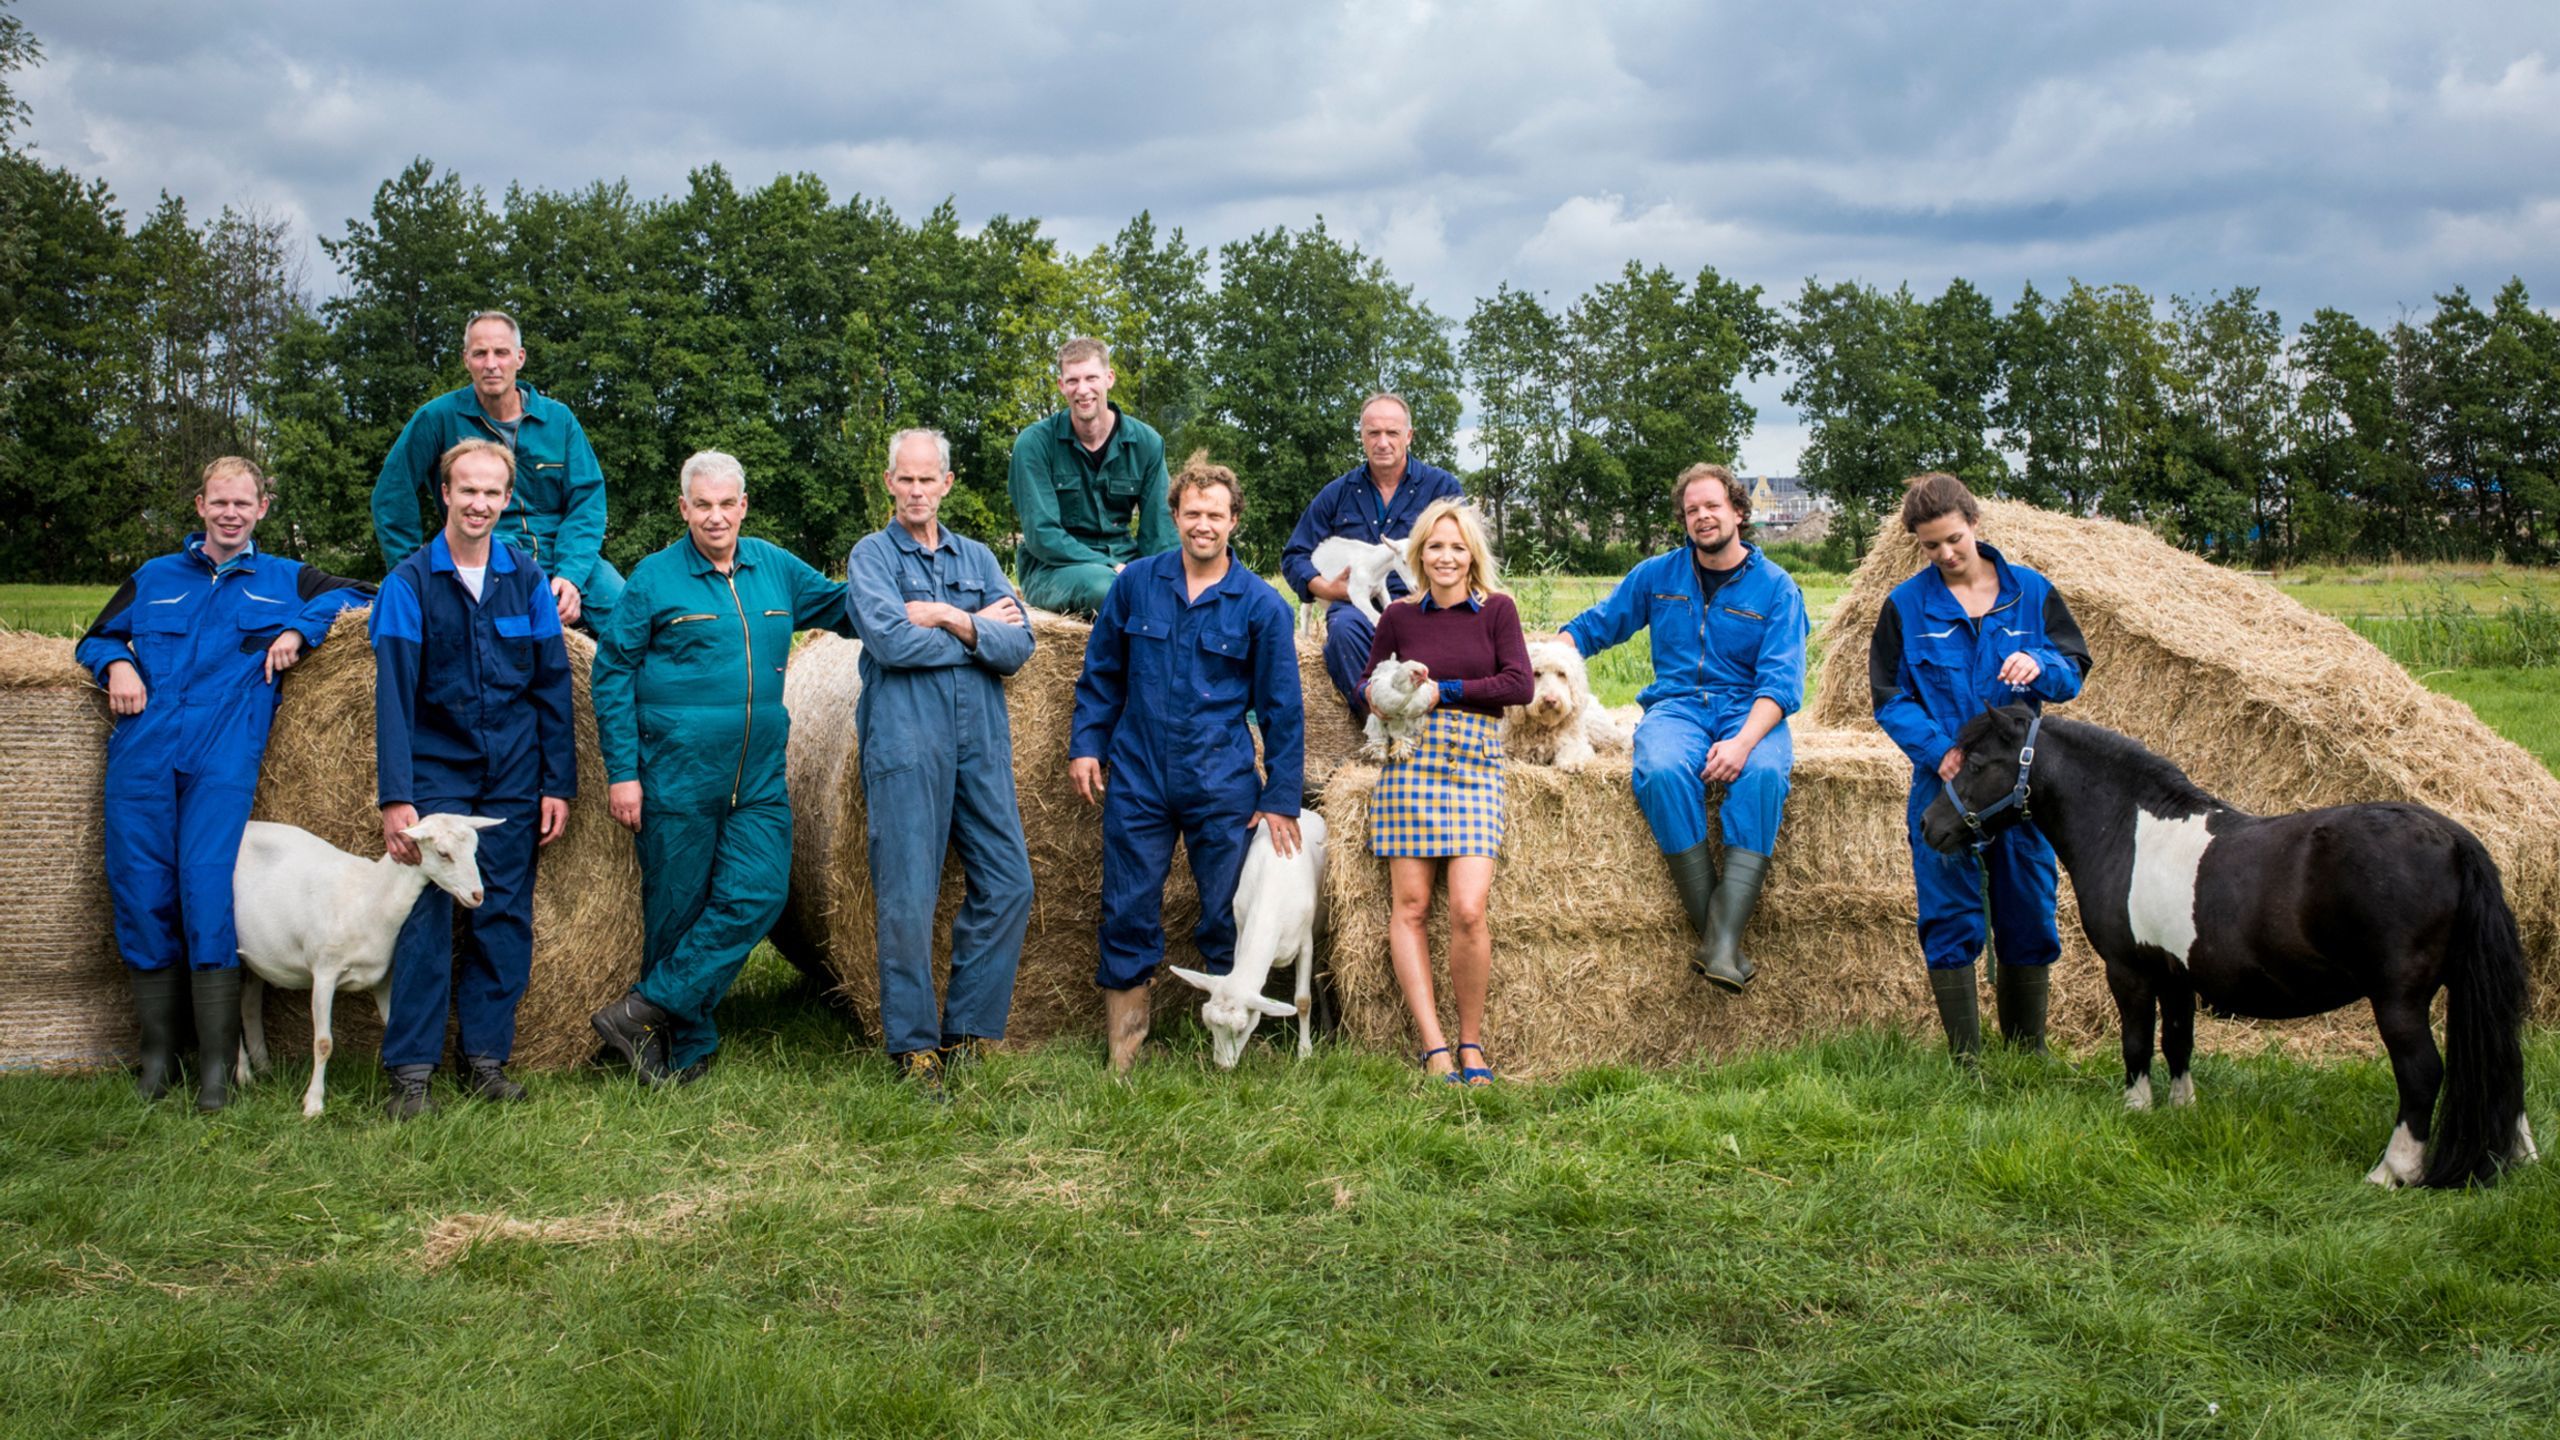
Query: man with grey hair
1007 336 1177 615
844 428 1035 1098
586 450 857 1084
372 308 626 633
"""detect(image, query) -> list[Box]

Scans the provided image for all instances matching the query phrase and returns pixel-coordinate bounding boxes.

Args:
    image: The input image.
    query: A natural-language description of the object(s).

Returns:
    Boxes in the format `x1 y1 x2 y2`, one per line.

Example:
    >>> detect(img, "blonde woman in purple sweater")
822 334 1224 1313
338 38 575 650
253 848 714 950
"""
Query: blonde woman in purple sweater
1363 498 1531 1083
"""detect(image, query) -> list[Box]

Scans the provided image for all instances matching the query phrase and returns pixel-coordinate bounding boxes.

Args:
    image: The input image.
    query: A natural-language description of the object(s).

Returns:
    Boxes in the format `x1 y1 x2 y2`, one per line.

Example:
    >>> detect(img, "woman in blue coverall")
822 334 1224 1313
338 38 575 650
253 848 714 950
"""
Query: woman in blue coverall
1866 472 2090 1057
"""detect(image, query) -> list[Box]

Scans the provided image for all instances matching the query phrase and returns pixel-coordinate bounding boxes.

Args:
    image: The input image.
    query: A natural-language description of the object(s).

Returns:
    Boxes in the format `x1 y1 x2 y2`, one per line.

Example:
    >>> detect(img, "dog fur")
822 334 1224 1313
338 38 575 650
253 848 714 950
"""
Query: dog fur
1503 639 1633 772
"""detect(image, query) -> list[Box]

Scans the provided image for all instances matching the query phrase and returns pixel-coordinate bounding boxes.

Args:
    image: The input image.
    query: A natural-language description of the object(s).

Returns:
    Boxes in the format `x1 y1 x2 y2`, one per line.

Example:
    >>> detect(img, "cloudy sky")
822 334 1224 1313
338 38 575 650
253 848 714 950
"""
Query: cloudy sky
16 0 2560 473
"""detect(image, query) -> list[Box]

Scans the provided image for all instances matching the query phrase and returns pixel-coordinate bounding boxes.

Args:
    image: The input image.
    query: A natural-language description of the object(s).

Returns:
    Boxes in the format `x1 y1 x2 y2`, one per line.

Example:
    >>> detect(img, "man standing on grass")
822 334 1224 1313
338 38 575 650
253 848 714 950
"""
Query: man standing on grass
79 456 372 1112
372 438 578 1120
1280 392 1465 722
1007 337 1177 616
845 429 1036 1101
1070 452 1304 1075
1561 463 1808 994
587 451 856 1086
372 309 624 633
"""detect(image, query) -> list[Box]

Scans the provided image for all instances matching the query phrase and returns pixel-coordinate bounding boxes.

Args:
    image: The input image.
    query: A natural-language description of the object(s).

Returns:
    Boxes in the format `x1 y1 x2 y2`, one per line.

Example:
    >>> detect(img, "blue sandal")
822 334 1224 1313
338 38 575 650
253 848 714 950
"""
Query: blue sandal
1418 1045 1461 1084
1457 1042 1495 1086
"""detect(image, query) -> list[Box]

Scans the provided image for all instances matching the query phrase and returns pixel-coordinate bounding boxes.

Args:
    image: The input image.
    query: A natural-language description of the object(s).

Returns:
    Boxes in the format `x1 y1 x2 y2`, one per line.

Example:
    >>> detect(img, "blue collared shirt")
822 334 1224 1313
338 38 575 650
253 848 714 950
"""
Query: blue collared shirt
1278 461 1466 602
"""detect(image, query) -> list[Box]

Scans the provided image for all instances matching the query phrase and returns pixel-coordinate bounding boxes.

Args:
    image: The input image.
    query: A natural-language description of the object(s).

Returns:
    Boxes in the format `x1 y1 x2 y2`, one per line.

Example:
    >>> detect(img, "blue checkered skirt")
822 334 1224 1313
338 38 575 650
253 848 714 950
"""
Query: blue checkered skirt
1369 708 1506 858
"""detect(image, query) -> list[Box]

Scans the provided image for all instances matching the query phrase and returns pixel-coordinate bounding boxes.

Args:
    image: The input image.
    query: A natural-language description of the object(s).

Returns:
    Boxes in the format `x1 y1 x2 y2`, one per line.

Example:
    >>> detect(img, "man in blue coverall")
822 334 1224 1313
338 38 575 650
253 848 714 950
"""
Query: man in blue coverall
587 451 857 1085
78 456 371 1110
372 439 578 1119
371 310 624 633
1562 463 1808 994
1279 393 1465 721
1070 453 1305 1075
847 429 1036 1098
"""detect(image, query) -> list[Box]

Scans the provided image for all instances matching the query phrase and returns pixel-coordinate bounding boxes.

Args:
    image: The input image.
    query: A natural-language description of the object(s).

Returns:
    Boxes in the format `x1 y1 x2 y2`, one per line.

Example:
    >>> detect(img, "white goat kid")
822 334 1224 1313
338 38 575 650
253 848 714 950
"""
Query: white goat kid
232 815 499 1116
1309 536 1418 626
1172 811 1328 1068
1362 655 1437 762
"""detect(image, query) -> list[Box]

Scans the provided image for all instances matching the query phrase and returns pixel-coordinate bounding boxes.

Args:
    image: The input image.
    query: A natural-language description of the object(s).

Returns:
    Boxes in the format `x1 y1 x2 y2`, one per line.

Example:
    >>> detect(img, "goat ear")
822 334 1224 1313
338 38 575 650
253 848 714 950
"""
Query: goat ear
1247 995 1298 1018
462 816 504 830
398 824 427 840
1167 966 1216 994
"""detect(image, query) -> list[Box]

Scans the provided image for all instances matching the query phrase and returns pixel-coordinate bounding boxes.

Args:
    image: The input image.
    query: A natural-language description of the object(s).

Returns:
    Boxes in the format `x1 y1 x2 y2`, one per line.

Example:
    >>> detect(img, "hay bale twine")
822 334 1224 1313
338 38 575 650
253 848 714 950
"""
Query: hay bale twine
781 612 1228 1048
1810 499 2560 1010
248 608 643 1070
0 630 127 1072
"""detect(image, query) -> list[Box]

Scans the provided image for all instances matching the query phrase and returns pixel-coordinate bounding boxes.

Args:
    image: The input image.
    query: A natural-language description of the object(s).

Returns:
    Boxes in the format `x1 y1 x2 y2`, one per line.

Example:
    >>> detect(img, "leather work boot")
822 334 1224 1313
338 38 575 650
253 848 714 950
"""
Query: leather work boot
1994 962 2051 1054
1665 842 1755 987
190 966 243 1113
895 1048 948 1104
129 966 189 1102
465 1056 528 1102
590 990 675 1086
1929 964 1982 1062
384 1064 437 1122
1104 984 1151 1076
1697 849 1771 994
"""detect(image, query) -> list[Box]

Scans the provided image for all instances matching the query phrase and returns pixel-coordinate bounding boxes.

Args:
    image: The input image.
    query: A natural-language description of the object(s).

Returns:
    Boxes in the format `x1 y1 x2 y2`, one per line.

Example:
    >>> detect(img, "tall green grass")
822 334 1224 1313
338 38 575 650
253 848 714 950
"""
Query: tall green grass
2349 589 2560 671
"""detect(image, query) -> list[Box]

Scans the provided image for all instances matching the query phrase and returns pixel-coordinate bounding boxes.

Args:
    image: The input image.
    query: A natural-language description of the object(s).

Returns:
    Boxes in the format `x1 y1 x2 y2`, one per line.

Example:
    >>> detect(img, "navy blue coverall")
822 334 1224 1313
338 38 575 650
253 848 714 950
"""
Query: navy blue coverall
1867 542 2090 972
79 539 370 972
371 535 576 1068
845 521 1036 1058
1070 550 1305 991
1279 460 1465 720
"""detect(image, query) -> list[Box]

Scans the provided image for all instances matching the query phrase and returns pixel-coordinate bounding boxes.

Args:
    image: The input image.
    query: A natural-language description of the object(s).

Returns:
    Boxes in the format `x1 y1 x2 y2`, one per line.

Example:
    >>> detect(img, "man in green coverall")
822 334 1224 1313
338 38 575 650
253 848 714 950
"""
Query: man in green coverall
1006 336 1177 615
586 450 856 1084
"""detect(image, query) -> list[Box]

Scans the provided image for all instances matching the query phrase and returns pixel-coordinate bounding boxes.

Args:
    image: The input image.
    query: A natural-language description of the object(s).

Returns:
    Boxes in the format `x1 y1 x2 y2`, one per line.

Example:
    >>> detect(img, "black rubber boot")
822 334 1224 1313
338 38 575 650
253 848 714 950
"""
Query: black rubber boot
465 1056 528 1102
1698 849 1770 993
590 990 675 1086
1928 965 1982 1062
129 966 188 1102
190 967 242 1113
385 1064 437 1122
1994 961 2051 1054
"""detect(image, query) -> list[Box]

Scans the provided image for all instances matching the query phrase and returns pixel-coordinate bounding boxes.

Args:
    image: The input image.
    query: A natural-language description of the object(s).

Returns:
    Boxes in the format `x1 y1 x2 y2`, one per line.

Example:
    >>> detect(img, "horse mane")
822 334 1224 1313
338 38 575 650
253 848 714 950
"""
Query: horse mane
1956 709 2223 817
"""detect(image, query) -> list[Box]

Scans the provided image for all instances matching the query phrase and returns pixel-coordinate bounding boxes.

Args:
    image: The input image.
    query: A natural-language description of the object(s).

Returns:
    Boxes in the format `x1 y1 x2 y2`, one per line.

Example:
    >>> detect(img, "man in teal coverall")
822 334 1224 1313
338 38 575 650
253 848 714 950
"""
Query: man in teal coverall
372 310 624 632
586 451 855 1084
1007 336 1177 615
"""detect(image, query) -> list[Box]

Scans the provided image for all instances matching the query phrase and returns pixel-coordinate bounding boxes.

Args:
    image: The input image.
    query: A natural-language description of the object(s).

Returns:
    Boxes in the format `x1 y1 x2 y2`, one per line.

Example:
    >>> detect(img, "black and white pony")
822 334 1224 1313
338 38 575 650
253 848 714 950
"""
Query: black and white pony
1922 704 2535 1188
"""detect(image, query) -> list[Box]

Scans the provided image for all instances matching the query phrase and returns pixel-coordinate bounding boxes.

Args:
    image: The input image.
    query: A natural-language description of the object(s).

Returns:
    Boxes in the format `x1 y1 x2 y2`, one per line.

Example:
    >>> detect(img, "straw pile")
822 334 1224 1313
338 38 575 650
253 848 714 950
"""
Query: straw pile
781 617 1216 1046
0 630 127 1071
1810 499 2560 1011
1296 632 1366 796
248 608 644 1070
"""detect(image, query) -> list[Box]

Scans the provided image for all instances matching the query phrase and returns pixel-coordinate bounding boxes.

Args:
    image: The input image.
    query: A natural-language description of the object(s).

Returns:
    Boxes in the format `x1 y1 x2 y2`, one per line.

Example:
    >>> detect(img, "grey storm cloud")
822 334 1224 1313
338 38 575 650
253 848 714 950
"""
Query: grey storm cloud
16 0 2560 471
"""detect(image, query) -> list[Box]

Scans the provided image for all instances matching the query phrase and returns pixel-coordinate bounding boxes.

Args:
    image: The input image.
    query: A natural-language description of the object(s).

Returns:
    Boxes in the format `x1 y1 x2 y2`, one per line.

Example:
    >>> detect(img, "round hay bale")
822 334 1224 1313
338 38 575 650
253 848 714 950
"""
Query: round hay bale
0 629 127 1072
247 608 643 1071
1811 500 2560 1014
781 612 1237 1049
1318 725 2374 1078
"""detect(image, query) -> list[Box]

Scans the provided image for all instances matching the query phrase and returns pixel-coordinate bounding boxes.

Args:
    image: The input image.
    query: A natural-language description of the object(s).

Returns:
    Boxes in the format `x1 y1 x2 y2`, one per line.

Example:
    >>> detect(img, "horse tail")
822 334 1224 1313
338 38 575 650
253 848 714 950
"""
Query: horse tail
2419 832 2531 1189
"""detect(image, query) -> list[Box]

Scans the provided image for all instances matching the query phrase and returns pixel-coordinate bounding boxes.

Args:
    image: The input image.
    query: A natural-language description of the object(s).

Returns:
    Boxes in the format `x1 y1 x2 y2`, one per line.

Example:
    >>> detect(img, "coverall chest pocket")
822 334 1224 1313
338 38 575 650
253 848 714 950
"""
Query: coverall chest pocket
1125 614 1171 690
488 612 539 691
128 601 193 682
233 605 286 656
752 609 794 677
521 458 567 506
662 612 724 665
1053 475 1101 535
1196 626 1252 705
1707 603 1768 666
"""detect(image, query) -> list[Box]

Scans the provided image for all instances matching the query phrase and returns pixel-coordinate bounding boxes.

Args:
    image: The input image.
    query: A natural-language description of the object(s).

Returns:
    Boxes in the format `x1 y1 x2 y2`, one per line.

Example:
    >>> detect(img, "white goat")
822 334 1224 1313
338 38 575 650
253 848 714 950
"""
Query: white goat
232 815 498 1116
1308 536 1418 627
1172 811 1328 1068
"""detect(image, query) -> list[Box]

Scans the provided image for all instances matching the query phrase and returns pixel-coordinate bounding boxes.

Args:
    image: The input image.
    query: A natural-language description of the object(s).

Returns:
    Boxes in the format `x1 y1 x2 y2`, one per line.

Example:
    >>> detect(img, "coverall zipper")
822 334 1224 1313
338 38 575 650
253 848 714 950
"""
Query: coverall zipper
724 571 751 808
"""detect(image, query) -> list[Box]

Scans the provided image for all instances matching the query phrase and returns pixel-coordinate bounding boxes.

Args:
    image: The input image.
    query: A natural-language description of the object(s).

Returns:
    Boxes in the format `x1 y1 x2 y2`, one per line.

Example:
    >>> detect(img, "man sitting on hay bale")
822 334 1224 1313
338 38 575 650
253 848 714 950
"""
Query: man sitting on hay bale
1561 462 1809 993
1070 452 1305 1075
371 439 579 1118
845 428 1037 1100
78 456 372 1111
586 451 858 1086
1007 337 1179 617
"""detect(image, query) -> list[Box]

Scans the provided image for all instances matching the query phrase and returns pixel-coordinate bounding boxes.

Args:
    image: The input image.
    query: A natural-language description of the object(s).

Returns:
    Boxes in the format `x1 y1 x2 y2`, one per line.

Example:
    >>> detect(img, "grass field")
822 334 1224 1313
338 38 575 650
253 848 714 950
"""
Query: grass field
4 956 2558 1437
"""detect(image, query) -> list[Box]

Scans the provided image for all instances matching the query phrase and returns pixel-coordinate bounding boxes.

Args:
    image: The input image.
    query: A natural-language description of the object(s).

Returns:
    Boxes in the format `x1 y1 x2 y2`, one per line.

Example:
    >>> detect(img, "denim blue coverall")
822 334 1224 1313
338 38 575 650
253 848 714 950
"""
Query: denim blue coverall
1070 550 1305 991
594 536 856 1071
79 539 371 972
1561 543 1809 855
845 521 1036 1058
371 382 626 631
1279 460 1465 720
371 535 577 1068
1868 543 2090 971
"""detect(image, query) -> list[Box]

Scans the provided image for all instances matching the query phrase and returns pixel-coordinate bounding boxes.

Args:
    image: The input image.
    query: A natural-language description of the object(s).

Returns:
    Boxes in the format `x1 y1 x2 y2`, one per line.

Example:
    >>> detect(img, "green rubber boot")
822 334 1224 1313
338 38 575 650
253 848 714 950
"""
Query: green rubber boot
1928 965 1982 1062
1698 849 1770 994
190 967 242 1113
1994 961 2051 1054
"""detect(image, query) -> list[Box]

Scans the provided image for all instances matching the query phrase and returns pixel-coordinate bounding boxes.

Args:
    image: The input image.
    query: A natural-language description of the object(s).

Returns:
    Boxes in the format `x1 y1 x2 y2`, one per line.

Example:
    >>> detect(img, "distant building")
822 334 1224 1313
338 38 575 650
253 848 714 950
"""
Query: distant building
1745 475 1831 539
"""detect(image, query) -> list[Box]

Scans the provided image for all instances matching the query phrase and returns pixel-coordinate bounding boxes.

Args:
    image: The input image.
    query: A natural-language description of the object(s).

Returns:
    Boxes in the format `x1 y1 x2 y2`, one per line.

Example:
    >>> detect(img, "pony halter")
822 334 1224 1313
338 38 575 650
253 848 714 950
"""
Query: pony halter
1944 712 2042 855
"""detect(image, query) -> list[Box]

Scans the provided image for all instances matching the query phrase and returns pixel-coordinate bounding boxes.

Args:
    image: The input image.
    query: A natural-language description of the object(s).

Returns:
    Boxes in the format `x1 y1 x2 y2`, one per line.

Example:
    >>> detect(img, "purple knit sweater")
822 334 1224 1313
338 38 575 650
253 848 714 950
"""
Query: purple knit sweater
1363 591 1533 717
